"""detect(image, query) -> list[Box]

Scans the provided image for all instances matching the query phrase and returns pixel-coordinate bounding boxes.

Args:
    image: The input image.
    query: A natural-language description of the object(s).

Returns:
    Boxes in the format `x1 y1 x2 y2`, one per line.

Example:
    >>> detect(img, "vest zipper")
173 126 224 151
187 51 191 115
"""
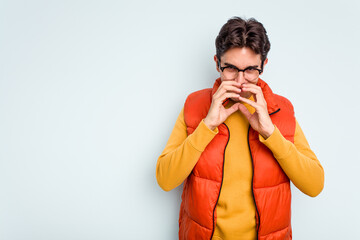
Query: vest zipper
209 108 280 240
210 122 230 240
249 107 280 239
248 126 260 240
270 108 280 116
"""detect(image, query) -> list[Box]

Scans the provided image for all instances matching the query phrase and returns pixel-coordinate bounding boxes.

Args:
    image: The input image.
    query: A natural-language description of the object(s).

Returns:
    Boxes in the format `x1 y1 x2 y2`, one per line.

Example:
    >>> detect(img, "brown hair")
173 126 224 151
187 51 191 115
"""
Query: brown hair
215 17 271 69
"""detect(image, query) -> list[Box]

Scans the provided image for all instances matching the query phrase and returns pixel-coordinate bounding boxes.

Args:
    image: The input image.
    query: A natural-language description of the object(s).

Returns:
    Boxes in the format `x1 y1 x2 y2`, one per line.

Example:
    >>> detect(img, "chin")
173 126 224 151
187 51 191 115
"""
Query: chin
240 93 252 99
230 97 240 102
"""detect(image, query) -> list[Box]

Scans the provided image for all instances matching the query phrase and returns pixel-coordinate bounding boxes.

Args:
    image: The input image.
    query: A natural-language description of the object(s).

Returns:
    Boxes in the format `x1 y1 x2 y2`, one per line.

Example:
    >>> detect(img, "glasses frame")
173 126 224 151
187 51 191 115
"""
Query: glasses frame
220 65 263 75
218 61 263 80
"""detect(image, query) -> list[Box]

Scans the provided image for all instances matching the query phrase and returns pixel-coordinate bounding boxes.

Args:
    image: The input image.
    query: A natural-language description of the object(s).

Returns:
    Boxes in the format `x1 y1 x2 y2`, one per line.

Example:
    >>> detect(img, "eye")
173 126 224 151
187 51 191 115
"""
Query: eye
244 67 258 74
245 67 256 70
226 66 237 72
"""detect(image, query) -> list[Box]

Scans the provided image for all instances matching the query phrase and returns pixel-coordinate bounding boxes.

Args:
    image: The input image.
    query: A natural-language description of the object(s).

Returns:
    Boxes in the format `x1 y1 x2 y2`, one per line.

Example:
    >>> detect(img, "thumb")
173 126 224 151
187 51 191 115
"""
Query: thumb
225 102 241 116
238 103 252 120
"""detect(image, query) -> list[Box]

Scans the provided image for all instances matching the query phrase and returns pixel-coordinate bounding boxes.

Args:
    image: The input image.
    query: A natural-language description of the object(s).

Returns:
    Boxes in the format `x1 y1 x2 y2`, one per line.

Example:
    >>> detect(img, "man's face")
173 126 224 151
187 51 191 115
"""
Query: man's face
215 47 267 101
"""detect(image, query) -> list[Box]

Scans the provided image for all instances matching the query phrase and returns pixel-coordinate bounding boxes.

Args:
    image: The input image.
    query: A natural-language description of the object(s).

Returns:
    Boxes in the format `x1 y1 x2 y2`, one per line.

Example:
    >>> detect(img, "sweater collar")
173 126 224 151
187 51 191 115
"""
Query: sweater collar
211 77 280 114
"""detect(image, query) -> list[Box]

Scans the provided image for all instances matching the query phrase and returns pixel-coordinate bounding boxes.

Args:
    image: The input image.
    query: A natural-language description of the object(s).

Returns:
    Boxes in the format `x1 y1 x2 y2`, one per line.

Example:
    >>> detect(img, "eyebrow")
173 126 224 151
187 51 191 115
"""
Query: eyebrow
224 62 259 69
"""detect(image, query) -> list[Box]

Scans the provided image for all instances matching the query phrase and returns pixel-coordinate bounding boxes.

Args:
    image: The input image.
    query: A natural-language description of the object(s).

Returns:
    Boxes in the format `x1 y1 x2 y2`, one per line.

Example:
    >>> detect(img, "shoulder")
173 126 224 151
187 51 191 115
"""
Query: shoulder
273 93 294 113
184 88 212 110
185 88 212 103
183 88 212 128
271 93 297 138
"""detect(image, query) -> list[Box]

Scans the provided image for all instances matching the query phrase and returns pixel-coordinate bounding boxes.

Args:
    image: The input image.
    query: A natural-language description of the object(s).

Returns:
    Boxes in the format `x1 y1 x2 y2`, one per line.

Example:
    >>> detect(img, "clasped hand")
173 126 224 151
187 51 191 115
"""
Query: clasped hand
203 80 275 139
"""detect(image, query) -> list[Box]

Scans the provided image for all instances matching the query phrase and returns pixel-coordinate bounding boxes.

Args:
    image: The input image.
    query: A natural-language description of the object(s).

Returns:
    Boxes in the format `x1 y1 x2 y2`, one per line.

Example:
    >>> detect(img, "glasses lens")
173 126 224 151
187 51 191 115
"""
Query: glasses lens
222 67 238 79
244 69 260 81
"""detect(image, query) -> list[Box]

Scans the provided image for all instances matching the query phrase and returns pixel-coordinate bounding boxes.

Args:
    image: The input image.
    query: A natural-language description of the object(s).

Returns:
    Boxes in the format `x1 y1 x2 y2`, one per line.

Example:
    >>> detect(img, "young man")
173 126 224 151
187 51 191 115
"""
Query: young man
156 17 324 240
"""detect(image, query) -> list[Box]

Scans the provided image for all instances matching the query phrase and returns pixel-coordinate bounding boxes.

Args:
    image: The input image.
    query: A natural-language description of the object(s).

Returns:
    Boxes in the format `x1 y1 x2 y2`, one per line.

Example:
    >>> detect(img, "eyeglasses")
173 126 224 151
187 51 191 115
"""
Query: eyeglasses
219 63 262 81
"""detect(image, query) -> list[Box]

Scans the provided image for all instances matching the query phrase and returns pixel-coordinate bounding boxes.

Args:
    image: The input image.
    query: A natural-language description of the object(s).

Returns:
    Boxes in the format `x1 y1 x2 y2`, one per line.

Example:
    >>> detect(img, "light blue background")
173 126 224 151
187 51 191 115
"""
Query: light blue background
1 0 359 239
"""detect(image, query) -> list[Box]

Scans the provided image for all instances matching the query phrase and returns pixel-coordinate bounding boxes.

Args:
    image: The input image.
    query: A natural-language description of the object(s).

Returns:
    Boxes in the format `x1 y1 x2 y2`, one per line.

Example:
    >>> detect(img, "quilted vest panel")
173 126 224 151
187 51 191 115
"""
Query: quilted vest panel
179 78 295 240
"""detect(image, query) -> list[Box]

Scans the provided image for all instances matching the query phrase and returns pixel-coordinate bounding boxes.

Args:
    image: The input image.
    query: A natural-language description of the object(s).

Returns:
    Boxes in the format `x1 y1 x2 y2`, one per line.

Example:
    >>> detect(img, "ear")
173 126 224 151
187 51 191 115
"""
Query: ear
260 58 268 74
214 55 220 72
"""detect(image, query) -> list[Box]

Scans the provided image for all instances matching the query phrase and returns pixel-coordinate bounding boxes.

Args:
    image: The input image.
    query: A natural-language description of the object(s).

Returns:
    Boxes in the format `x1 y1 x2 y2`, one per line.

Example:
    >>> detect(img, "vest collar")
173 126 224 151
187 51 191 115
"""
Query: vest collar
211 78 280 114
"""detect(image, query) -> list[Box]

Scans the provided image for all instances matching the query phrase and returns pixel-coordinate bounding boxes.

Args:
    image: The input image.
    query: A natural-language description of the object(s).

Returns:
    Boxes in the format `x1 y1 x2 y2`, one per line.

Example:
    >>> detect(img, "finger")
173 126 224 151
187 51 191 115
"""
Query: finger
241 84 262 95
221 79 242 86
237 103 252 120
215 83 241 98
223 85 242 95
215 81 242 97
240 84 265 103
225 102 241 115
217 85 242 96
220 80 242 91
238 96 259 109
215 92 241 105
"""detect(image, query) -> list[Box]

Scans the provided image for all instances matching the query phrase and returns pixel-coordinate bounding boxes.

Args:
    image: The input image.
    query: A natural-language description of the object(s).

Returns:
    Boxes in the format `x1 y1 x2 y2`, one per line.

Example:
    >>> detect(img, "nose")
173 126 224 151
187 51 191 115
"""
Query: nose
235 71 247 84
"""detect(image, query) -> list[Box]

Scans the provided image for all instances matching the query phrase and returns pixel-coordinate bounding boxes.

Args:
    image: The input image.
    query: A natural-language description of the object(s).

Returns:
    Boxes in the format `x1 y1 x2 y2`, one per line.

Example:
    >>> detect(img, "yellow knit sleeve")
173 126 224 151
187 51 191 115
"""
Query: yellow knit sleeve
259 120 324 197
156 107 219 191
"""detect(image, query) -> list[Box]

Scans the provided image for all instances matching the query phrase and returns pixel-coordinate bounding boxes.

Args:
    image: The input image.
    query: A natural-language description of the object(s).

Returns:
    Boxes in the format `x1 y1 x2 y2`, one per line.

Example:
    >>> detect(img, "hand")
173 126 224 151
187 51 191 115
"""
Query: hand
204 80 242 130
237 83 275 139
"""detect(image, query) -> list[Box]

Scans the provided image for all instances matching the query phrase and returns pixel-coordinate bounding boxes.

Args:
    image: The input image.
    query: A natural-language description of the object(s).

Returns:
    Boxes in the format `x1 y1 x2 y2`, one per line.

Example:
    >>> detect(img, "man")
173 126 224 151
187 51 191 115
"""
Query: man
156 17 324 240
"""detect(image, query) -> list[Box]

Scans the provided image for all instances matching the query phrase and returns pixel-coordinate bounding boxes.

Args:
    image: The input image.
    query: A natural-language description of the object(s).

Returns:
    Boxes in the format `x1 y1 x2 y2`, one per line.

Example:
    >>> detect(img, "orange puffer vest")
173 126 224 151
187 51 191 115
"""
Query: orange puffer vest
179 78 295 240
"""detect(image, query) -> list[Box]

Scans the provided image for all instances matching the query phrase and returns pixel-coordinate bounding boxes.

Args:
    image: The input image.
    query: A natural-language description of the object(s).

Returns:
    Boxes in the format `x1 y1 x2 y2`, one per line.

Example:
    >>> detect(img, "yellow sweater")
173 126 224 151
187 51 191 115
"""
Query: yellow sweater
156 99 324 240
